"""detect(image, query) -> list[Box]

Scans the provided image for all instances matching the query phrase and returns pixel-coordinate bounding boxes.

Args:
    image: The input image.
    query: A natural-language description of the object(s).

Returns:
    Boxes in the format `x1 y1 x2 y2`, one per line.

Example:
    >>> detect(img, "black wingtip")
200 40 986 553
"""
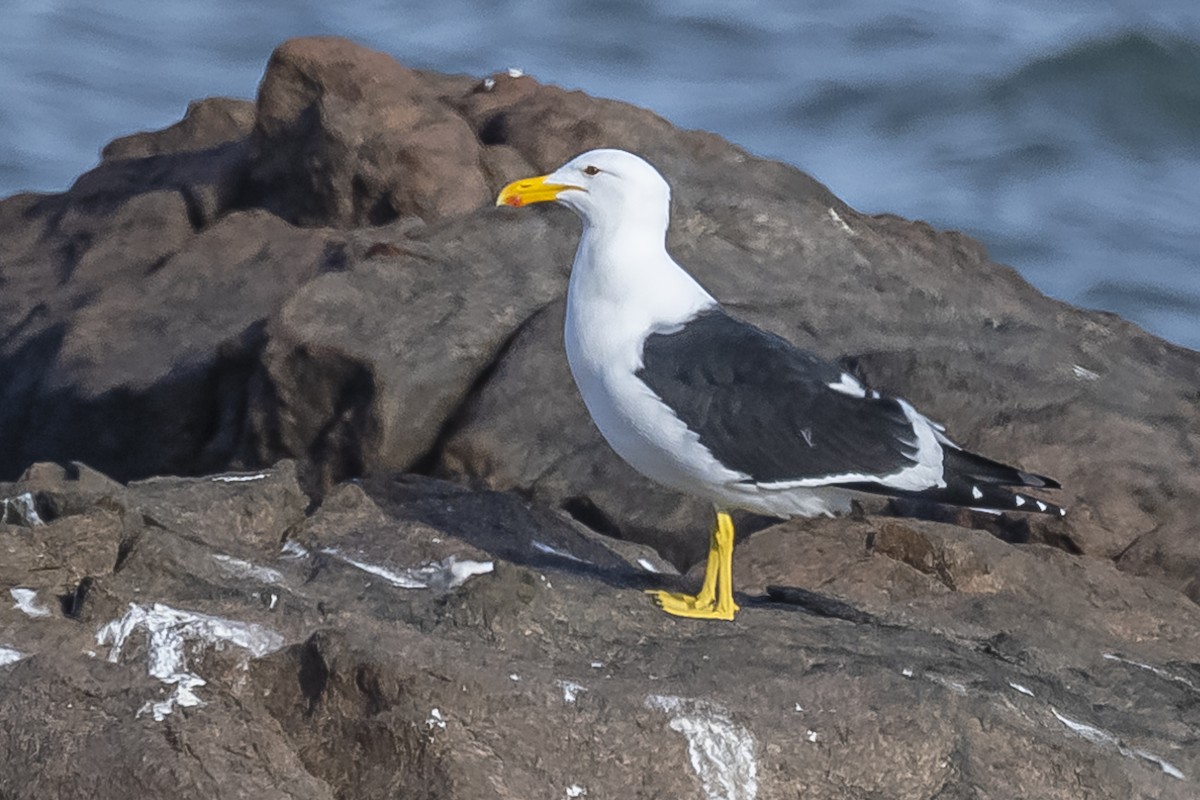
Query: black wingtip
944 449 1061 491
839 480 1067 517
945 479 1067 517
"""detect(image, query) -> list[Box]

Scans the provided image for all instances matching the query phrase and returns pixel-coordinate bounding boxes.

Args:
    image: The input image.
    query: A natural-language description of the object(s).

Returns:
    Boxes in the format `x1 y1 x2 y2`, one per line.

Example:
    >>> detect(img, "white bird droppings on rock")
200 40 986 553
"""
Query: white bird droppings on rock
645 694 758 800
557 680 586 703
10 588 51 618
448 558 494 586
322 549 427 588
210 473 267 483
531 539 587 563
1009 682 1035 697
566 785 587 798
1052 710 1112 746
637 557 659 573
0 645 24 666
2 492 44 526
322 548 493 590
901 667 914 678
95 602 284 721
590 661 604 669
927 674 968 694
1104 652 1200 693
827 207 854 235
805 729 819 743
507 67 524 78
1071 364 1100 381
211 554 284 584
1133 749 1186 781
426 707 446 730
1051 708 1185 780
279 540 309 559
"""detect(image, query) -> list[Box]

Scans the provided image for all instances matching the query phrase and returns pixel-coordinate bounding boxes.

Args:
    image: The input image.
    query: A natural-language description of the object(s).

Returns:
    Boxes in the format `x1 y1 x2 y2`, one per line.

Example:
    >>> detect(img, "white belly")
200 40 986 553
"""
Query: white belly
564 306 721 495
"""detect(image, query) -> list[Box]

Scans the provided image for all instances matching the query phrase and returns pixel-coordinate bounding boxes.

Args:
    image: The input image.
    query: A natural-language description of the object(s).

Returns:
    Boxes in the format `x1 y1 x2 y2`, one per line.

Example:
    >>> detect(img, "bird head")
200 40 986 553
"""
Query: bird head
496 149 671 232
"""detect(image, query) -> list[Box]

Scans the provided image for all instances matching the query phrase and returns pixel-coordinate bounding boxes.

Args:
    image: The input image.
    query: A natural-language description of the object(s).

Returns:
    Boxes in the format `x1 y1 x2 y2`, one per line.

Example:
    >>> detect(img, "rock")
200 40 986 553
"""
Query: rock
247 37 490 227
128 461 310 553
2 462 1198 798
101 97 256 162
0 206 335 481
236 211 572 488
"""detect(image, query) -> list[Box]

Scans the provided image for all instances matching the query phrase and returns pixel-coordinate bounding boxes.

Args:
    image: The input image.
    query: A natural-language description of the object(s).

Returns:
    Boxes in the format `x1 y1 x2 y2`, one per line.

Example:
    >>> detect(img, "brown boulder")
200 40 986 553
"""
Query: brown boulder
247 37 490 227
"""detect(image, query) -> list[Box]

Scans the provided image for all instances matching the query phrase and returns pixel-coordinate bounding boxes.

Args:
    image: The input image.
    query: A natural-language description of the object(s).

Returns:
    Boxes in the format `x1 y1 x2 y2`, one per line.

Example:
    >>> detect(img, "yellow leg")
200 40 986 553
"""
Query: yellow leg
647 511 741 620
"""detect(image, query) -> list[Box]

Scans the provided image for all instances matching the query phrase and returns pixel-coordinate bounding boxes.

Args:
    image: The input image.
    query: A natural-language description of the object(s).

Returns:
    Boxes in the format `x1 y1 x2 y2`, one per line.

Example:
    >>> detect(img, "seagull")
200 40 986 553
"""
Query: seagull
497 149 1062 621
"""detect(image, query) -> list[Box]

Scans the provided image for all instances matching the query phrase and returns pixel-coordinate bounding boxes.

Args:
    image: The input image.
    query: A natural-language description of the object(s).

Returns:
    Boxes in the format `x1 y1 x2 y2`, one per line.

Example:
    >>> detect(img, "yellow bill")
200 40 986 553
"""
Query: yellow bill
495 174 579 207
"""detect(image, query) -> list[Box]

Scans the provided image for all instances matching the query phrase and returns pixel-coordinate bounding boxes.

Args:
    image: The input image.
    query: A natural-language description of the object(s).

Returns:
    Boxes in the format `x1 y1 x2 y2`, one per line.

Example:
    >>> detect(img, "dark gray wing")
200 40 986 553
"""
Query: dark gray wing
636 310 921 484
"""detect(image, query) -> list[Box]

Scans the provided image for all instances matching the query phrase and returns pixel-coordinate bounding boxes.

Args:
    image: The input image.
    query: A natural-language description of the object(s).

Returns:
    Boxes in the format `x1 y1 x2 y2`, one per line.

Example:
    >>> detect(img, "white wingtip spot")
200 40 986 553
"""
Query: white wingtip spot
1014 495 1026 507
1036 500 1047 512
827 373 867 398
971 485 983 500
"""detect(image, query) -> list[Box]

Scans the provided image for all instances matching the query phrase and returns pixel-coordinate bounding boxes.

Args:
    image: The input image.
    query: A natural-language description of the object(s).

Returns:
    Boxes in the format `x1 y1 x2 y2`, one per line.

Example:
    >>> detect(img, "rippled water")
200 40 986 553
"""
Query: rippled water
3 1 1198 347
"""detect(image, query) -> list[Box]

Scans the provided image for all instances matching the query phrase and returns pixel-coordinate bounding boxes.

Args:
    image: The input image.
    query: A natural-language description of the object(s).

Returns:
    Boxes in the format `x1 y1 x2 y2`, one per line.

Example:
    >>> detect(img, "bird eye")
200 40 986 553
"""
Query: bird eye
583 165 600 176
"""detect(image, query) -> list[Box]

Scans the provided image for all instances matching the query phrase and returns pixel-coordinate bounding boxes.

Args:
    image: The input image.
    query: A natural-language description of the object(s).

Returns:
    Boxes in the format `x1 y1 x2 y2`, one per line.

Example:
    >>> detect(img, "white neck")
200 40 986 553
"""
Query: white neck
568 218 716 330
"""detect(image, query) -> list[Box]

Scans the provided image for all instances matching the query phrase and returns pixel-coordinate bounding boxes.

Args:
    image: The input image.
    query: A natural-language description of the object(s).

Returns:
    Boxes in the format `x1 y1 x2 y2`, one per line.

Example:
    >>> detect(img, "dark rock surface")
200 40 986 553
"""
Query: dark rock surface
2 36 1199 797
2 462 1198 799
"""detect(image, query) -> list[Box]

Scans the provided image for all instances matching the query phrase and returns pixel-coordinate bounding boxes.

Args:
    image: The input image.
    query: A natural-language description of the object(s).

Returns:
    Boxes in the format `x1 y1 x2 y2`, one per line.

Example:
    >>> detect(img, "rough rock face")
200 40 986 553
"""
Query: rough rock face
1 36 1199 796
248 37 492 227
2 463 1197 799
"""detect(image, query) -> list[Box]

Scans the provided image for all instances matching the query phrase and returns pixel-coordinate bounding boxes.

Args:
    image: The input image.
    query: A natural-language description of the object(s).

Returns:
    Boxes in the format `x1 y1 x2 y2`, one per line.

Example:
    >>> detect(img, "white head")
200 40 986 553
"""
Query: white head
497 149 671 236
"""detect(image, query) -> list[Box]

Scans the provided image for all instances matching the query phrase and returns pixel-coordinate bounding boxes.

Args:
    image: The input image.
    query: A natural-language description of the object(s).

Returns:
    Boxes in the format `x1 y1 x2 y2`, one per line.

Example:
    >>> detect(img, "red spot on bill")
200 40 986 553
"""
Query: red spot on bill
504 195 523 207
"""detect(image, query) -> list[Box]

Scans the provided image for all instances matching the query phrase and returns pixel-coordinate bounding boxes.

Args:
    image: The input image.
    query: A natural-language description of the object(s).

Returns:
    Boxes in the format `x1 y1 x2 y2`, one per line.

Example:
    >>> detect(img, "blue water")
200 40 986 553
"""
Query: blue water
3 1 1199 347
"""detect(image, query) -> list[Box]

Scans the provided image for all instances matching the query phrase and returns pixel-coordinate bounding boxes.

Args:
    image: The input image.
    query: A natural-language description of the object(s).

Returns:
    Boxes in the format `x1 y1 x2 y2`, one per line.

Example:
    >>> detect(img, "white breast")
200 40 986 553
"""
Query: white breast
563 232 746 498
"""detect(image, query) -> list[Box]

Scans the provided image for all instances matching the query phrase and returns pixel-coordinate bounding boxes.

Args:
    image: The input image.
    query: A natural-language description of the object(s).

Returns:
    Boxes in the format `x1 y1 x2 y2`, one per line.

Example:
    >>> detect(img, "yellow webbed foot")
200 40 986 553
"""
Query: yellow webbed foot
644 510 740 621
646 589 739 621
